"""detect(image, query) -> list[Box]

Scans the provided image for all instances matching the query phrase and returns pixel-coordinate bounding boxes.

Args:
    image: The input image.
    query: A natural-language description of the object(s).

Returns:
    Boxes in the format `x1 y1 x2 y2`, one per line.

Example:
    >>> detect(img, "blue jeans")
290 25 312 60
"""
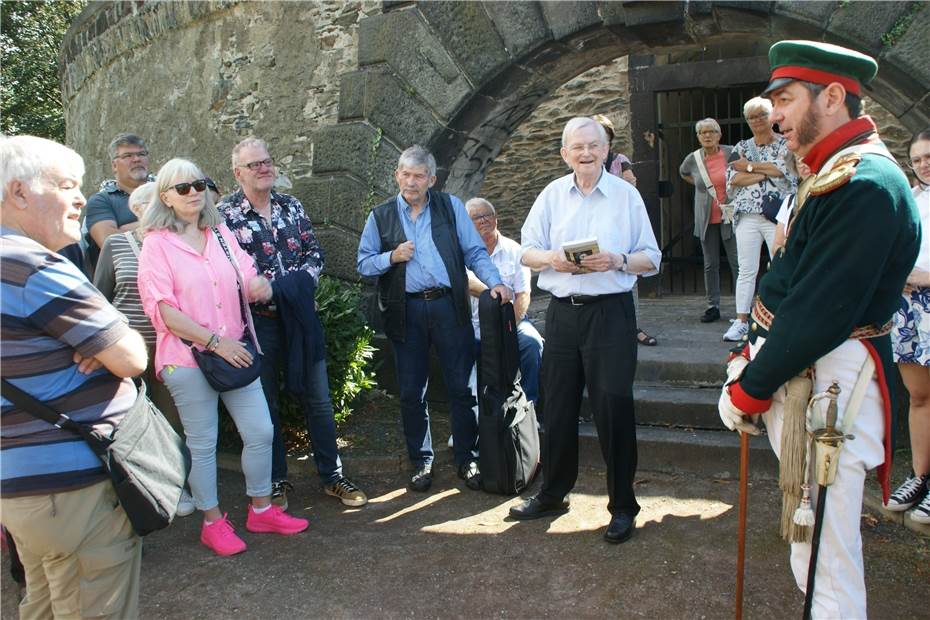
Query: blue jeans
392 296 477 468
254 314 343 485
472 318 544 404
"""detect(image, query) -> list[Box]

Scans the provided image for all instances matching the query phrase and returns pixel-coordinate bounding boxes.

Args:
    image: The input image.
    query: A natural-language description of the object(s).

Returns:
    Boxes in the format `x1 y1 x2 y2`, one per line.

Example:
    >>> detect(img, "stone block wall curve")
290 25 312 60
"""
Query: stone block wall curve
61 1 930 280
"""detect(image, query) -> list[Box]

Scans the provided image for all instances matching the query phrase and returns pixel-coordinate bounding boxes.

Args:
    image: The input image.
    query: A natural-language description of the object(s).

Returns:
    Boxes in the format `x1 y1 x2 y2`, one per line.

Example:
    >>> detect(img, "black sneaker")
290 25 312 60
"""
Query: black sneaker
909 481 930 524
409 465 433 493
458 460 482 491
271 480 294 511
885 472 929 511
700 306 721 323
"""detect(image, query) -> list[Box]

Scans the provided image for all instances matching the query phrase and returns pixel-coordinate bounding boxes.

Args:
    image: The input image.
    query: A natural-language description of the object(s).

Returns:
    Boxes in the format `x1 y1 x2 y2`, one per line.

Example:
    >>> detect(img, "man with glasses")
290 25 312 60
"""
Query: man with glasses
218 137 368 511
465 198 543 411
512 117 661 545
84 133 152 269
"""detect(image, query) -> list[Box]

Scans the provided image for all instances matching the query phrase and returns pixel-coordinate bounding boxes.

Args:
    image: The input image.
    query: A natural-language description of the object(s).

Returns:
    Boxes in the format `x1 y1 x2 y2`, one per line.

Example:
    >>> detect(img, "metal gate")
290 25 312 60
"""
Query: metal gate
656 84 766 295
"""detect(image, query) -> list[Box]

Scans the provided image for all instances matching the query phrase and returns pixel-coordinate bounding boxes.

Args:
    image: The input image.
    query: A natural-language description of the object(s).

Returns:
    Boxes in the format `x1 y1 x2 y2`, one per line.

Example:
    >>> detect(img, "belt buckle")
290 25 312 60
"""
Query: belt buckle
569 295 583 306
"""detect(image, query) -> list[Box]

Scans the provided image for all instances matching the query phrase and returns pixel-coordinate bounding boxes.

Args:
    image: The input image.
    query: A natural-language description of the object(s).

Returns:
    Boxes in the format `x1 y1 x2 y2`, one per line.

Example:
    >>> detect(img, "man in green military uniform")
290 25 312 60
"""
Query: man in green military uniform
718 40 921 617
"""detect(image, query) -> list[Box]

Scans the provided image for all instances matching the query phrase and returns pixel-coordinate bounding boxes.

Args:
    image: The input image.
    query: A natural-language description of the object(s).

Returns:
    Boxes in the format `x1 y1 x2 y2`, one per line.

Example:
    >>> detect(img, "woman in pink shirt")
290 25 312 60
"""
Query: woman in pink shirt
138 158 308 556
679 117 738 324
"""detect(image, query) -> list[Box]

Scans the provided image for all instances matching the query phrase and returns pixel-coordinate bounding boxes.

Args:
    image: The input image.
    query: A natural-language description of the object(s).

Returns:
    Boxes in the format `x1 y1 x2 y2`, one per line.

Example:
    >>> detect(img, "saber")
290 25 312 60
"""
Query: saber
803 382 844 620
736 430 750 620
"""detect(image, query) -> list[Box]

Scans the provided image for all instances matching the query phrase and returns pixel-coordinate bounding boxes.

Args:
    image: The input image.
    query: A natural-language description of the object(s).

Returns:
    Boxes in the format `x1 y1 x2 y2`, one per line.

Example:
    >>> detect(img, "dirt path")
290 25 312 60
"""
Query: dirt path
4 463 926 619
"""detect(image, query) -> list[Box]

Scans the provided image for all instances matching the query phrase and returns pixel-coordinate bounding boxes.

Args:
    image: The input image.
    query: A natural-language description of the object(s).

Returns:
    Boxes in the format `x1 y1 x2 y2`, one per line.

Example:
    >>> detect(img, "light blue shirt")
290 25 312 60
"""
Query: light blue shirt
521 171 661 297
357 192 503 293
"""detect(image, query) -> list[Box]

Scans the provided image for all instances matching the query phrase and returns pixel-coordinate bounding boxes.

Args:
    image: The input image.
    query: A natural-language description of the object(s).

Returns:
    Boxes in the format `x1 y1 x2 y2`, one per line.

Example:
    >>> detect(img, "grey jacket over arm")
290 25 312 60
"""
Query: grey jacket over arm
679 145 734 242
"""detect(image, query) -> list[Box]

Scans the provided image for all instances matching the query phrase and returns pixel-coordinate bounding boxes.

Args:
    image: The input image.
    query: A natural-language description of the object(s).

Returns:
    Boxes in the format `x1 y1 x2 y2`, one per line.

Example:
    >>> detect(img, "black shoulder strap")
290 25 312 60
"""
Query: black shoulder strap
1 378 86 435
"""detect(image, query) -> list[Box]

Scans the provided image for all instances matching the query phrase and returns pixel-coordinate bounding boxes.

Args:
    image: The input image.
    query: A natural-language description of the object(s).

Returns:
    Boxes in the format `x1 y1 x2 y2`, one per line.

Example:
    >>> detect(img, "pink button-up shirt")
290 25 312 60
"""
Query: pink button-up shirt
138 224 259 379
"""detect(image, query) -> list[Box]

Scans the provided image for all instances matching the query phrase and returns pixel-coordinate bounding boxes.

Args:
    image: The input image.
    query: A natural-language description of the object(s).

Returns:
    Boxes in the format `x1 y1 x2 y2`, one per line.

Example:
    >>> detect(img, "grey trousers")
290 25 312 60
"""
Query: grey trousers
701 223 739 309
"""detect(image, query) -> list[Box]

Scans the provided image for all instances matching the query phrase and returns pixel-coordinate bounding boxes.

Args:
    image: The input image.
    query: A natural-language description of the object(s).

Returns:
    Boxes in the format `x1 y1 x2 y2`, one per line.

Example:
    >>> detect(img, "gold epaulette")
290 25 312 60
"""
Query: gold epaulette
808 152 862 196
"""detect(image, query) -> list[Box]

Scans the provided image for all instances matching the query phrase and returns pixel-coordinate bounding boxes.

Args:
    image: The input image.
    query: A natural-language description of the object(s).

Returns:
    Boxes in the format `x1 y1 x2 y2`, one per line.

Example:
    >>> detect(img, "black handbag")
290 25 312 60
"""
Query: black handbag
0 378 191 537
760 179 782 224
186 228 263 392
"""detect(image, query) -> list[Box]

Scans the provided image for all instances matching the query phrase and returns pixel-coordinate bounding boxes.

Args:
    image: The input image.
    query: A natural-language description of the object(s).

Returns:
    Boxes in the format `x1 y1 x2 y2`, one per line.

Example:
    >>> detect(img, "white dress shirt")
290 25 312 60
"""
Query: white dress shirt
520 171 661 297
467 234 530 337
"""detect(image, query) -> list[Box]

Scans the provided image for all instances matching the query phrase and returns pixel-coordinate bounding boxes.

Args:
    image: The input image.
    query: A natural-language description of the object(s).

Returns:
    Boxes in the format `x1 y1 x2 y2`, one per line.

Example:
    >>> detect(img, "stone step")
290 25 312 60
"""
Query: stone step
575 423 779 480
572 383 725 429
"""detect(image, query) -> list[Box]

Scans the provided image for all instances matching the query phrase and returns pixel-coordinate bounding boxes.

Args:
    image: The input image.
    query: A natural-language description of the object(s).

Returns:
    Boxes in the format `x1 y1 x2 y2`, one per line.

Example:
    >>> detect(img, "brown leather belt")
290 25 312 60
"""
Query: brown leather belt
407 287 451 301
751 297 892 339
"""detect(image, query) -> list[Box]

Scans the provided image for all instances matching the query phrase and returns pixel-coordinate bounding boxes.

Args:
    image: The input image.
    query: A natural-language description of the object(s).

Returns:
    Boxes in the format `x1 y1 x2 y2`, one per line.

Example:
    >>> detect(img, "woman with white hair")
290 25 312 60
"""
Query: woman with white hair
138 158 308 556
723 97 796 341
679 118 738 324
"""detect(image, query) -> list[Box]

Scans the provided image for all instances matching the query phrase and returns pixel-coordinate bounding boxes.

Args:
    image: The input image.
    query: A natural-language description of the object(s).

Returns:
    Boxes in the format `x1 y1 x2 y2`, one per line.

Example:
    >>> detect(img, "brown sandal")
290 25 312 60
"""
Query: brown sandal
636 329 657 346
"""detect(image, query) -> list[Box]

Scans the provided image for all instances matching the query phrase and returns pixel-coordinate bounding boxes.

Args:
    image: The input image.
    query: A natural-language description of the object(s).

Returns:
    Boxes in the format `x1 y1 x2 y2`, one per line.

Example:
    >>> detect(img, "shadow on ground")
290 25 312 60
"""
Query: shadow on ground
4 463 926 619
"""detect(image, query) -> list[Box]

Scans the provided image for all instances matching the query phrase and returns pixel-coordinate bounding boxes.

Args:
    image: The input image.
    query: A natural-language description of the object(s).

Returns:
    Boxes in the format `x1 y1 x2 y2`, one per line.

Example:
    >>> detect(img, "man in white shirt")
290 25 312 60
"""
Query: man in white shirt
511 117 661 545
465 198 543 408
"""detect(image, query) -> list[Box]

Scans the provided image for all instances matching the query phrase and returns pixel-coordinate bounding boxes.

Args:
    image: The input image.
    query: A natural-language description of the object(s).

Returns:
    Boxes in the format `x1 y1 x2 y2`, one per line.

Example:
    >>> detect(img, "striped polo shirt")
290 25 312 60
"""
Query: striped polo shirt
1 227 138 498
93 232 156 347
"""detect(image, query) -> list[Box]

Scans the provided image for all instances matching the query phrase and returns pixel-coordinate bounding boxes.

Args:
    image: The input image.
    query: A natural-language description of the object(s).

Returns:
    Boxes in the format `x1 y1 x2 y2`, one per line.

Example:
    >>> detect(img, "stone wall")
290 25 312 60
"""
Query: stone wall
480 58 631 239
62 0 378 204
61 1 929 281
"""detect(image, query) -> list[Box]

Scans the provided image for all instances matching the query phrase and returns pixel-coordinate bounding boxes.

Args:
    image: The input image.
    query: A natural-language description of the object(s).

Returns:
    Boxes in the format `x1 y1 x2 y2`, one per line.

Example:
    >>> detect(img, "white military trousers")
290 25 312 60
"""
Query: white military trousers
754 338 884 619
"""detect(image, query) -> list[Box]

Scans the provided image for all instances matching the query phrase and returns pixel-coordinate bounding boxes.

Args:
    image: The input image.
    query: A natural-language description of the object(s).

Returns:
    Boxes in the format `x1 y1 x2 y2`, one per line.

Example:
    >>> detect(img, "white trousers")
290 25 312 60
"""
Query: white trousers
734 213 776 314
755 339 884 619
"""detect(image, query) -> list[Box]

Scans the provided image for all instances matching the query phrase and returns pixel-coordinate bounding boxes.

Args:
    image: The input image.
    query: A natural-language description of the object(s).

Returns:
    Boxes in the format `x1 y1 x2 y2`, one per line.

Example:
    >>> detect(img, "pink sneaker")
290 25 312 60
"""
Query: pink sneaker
200 514 247 556
245 504 309 535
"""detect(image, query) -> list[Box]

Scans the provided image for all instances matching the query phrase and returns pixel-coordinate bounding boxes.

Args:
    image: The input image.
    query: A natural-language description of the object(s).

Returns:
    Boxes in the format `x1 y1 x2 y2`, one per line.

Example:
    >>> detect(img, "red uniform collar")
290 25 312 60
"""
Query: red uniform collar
802 116 878 174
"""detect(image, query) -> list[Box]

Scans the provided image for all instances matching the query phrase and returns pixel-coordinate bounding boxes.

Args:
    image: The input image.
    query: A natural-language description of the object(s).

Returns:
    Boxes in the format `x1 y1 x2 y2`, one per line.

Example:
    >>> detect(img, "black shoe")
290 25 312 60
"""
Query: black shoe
700 306 721 323
458 460 482 491
604 513 635 544
409 465 433 493
509 495 570 520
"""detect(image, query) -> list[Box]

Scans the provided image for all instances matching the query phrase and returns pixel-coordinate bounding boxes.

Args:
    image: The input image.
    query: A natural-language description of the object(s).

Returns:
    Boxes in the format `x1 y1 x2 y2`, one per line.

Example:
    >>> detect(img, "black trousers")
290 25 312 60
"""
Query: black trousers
538 293 641 517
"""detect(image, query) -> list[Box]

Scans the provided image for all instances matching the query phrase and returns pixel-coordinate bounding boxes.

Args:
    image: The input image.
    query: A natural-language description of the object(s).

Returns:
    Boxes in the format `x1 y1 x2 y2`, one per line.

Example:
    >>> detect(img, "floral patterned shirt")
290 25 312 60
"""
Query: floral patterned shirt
726 134 797 217
217 189 324 308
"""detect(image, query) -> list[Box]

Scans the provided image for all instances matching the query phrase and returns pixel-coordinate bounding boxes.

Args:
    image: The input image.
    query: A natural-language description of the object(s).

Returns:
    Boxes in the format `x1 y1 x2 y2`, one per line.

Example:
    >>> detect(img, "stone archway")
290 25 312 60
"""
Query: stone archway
314 0 929 277
61 1 930 280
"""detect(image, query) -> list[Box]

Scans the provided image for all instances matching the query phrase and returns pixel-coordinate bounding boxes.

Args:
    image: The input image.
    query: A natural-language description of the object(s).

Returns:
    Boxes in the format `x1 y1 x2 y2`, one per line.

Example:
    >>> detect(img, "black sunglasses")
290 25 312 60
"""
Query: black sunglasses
171 179 208 195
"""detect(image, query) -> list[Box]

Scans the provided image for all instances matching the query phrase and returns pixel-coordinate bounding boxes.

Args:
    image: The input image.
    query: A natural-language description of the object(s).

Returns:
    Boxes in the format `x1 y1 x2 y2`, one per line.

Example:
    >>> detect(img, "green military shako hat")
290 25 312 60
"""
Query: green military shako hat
762 40 878 97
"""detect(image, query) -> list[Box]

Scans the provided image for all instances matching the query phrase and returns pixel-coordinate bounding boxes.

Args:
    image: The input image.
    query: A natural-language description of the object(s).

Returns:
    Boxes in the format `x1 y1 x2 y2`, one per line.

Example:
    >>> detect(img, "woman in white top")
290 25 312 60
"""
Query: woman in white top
887 128 930 524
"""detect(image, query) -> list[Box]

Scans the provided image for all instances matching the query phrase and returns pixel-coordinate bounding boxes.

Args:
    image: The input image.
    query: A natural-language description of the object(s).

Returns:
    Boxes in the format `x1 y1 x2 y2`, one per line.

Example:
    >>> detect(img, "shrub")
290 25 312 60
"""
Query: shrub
219 275 377 451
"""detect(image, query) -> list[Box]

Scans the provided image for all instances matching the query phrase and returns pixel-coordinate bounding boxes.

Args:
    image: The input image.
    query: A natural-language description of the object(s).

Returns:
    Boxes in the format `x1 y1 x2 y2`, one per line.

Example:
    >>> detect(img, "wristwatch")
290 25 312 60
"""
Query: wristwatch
619 253 629 272
746 163 754 173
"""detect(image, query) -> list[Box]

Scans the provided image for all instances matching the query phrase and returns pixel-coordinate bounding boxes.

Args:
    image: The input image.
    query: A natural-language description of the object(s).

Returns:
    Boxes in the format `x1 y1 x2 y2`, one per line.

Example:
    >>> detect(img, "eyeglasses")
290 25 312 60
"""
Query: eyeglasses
113 150 148 160
204 178 219 193
697 130 719 136
746 113 770 122
470 213 495 223
239 158 274 171
908 154 930 171
170 179 208 195
567 142 604 154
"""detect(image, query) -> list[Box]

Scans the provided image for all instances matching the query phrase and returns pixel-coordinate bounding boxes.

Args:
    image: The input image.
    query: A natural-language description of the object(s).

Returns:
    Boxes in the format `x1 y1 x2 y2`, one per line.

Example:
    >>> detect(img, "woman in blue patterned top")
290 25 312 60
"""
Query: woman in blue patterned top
723 96 796 342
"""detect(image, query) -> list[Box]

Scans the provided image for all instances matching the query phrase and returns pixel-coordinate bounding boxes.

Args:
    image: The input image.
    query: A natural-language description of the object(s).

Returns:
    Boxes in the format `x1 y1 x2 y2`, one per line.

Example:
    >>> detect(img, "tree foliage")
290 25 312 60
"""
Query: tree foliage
1 0 85 141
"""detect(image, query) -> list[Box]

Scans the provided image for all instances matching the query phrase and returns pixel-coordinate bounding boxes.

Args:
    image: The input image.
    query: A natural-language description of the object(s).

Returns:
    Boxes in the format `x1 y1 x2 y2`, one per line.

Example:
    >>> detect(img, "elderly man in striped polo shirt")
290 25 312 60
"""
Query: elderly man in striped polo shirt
0 135 149 619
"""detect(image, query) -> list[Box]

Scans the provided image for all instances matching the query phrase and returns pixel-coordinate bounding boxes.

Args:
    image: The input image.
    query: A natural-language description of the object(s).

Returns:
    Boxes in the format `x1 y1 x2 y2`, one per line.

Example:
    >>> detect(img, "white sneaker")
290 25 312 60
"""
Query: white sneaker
176 489 195 517
723 320 749 342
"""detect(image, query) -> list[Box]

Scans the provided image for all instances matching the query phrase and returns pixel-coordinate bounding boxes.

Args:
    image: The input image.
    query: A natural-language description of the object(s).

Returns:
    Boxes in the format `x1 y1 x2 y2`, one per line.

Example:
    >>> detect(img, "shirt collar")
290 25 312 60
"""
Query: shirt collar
802 116 878 174
570 169 610 198
234 189 280 216
396 192 431 213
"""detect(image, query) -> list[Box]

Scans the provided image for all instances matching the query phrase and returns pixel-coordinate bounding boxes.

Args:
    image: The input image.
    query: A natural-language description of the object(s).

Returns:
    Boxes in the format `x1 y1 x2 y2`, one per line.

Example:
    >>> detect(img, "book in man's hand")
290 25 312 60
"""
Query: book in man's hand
562 237 600 273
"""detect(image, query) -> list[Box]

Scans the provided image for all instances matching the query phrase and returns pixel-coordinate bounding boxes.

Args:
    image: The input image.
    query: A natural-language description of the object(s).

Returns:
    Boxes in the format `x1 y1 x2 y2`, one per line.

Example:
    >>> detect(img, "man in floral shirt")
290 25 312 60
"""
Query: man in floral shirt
218 137 367 509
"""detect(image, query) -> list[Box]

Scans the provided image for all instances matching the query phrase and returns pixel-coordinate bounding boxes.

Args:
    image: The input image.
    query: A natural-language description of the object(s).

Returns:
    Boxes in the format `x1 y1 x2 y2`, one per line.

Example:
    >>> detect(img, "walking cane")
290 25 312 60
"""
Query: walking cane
736 430 749 620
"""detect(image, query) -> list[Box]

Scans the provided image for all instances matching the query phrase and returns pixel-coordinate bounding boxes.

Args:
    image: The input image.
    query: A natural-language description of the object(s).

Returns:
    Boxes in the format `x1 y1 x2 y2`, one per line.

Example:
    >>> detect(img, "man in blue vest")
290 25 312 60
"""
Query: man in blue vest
358 145 511 493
